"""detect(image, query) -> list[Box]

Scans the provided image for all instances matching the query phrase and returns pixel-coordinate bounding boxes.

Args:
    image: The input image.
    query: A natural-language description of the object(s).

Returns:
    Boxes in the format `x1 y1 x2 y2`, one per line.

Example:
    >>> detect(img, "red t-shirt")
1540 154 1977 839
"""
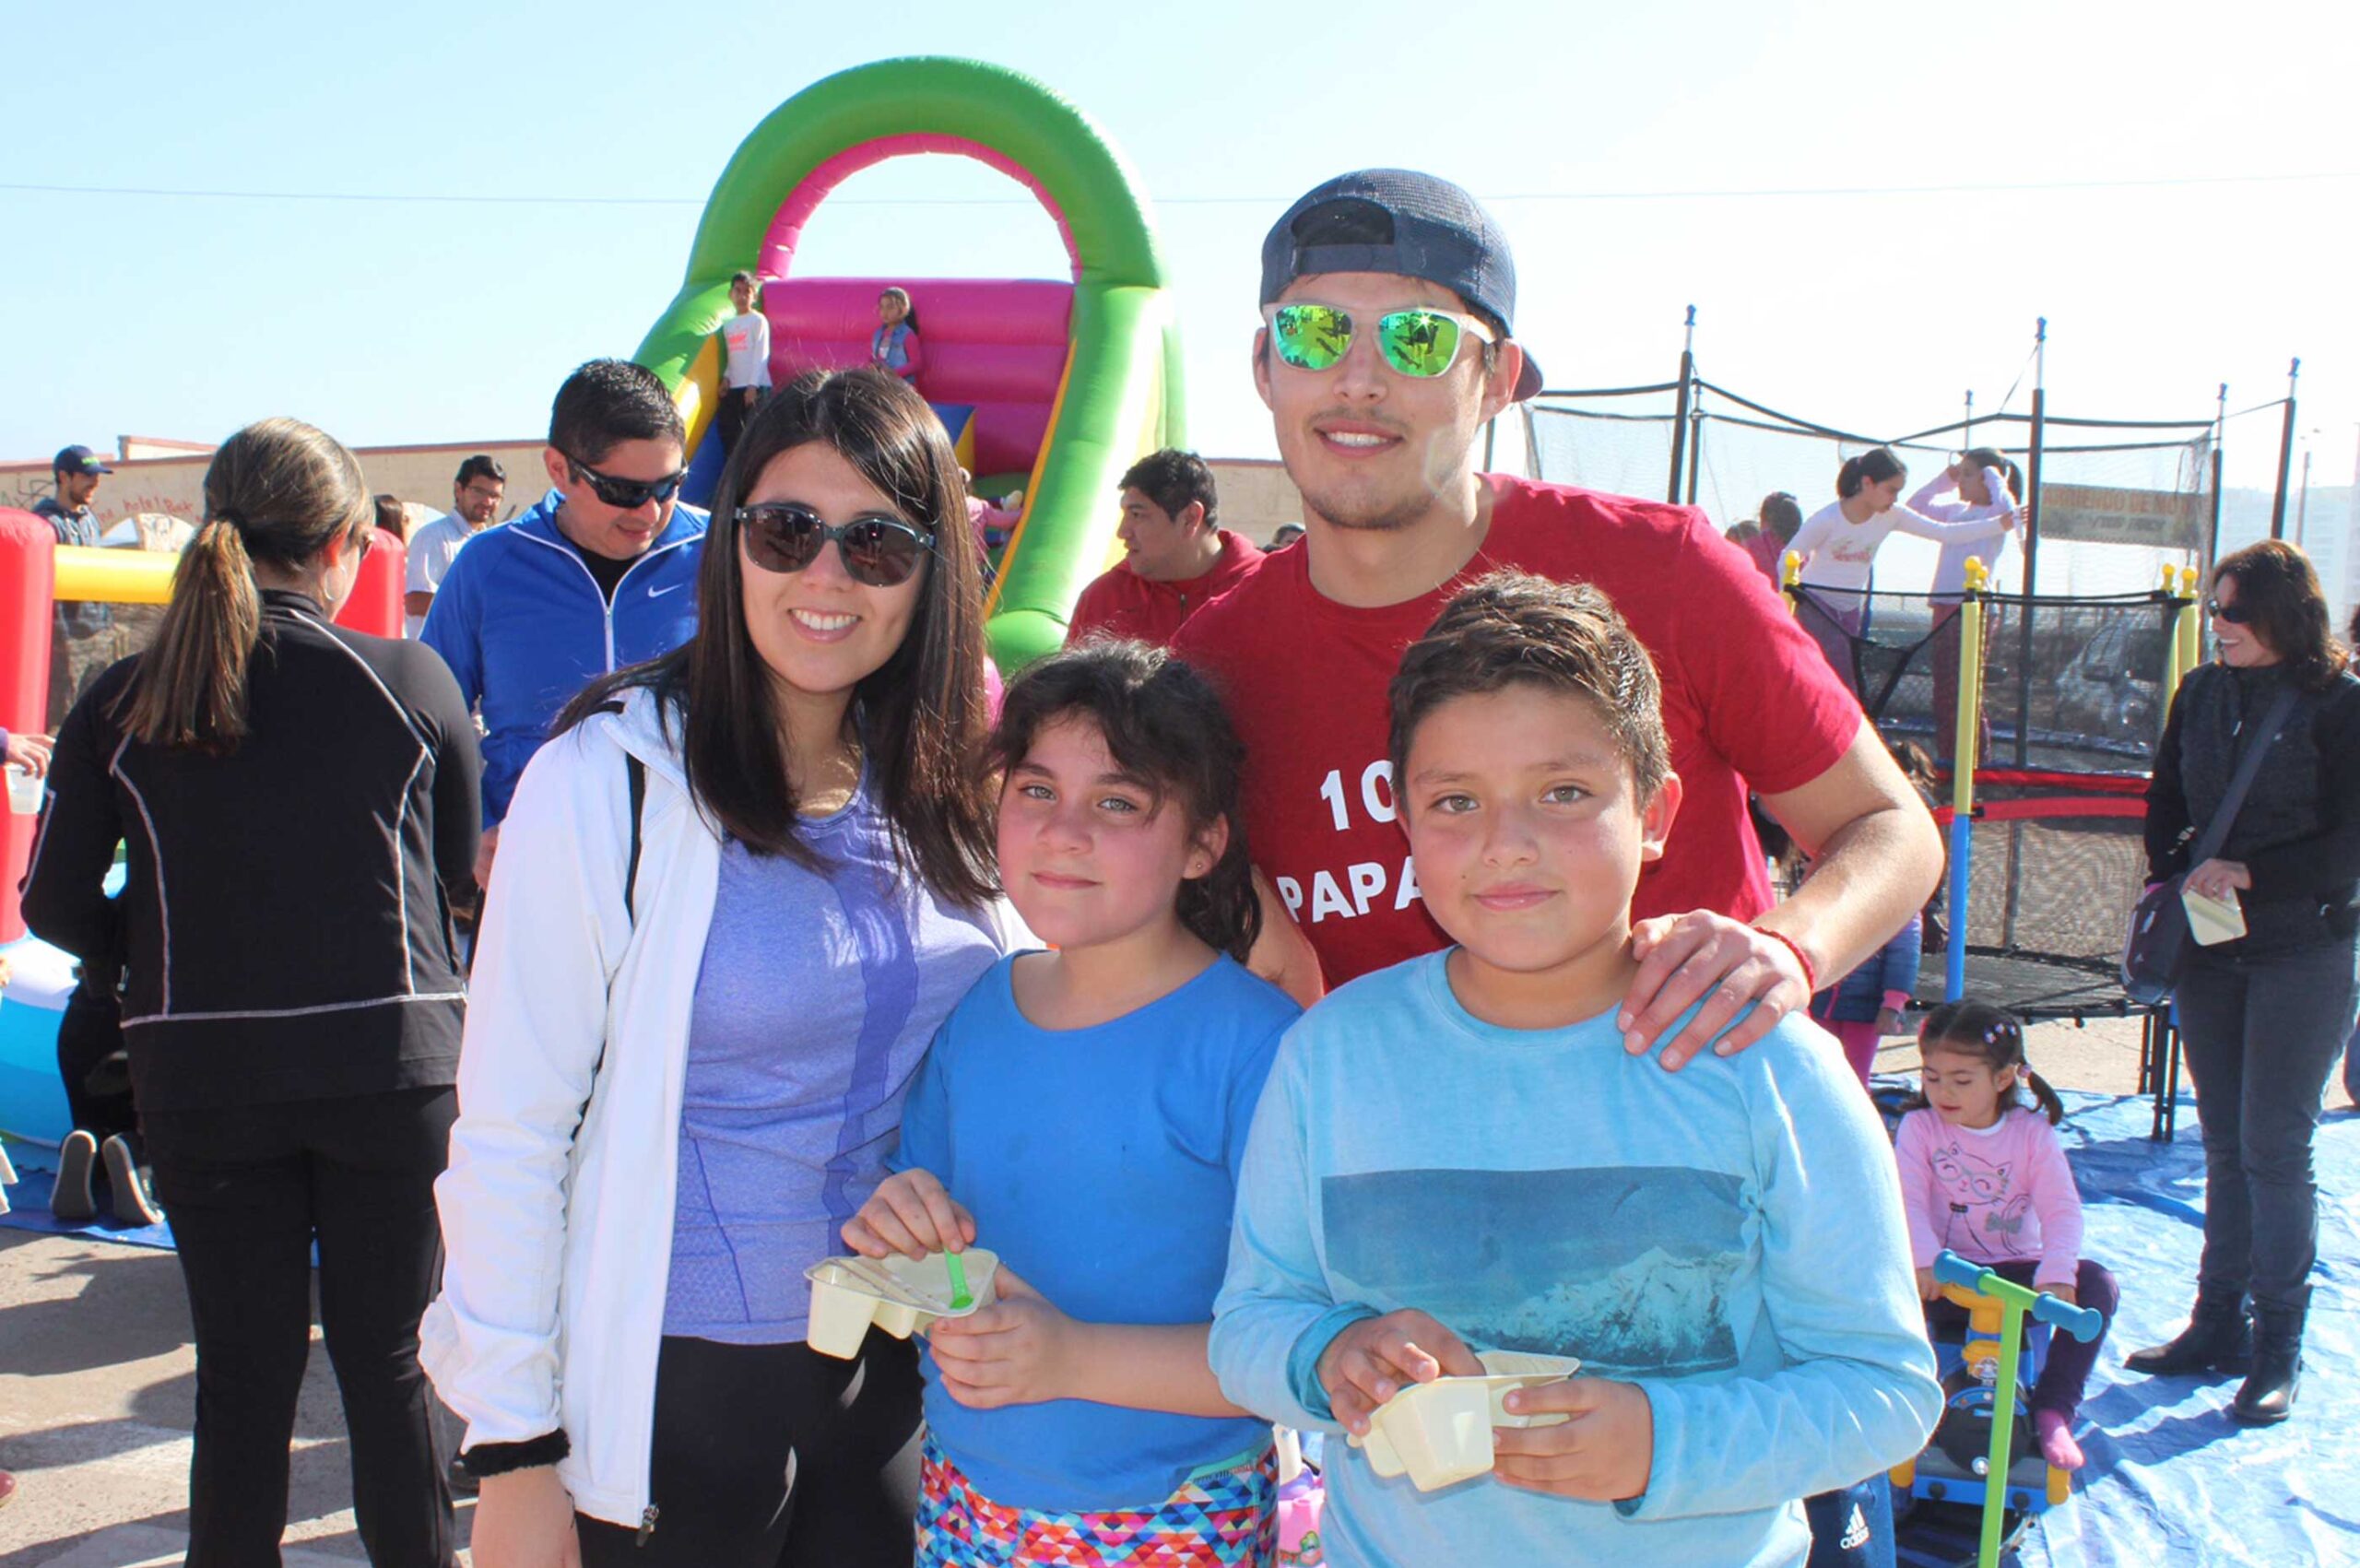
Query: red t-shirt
1171 476 1862 988
1066 531 1266 648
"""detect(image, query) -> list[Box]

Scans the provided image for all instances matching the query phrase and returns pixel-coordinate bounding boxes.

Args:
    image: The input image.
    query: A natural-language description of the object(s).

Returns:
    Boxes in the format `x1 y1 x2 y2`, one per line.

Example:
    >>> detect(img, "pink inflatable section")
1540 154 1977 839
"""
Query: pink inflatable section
762 277 1071 477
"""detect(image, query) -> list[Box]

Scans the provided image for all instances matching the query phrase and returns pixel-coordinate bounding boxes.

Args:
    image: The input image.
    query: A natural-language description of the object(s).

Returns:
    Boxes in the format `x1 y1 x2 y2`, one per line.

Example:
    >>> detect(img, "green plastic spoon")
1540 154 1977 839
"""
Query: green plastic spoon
945 1252 973 1311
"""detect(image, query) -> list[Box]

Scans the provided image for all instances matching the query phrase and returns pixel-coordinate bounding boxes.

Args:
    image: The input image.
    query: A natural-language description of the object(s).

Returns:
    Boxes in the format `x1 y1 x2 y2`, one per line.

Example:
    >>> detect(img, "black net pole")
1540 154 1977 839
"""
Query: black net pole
2270 359 2300 539
1685 402 1705 508
1666 306 1695 503
2207 383 2226 573
2014 320 2048 769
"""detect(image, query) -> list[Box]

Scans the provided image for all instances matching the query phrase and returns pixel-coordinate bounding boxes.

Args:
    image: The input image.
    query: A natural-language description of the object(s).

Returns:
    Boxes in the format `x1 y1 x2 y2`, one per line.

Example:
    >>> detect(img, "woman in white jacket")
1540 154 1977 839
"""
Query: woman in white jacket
424 368 1009 1568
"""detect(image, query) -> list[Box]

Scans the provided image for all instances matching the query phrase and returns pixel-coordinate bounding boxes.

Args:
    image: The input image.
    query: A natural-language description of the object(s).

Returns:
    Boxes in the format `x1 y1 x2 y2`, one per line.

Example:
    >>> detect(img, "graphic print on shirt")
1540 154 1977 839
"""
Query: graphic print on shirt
1268 756 1430 929
1929 1137 2033 1254
1323 1165 1746 1375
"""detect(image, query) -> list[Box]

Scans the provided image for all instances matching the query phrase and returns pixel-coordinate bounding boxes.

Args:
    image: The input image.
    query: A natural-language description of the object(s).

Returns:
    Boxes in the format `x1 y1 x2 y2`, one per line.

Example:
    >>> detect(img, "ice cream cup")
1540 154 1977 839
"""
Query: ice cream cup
1348 1349 1582 1491
803 1248 1000 1360
5 766 42 817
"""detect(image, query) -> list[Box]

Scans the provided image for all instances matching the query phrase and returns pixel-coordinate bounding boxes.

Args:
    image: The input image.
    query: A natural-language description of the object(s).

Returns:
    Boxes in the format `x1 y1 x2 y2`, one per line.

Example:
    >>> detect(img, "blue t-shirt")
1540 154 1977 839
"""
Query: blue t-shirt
896 951 1299 1512
662 779 1008 1344
1210 951 1941 1568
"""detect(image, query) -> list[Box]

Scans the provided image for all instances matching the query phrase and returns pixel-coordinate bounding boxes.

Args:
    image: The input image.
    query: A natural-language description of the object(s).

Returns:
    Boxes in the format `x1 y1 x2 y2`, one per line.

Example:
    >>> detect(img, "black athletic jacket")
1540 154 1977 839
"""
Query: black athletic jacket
22 590 481 1111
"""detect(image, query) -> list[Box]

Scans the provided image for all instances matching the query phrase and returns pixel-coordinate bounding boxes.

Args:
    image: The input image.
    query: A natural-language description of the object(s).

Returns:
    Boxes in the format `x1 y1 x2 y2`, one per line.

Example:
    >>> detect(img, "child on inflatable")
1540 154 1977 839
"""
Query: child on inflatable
871 287 924 383
844 640 1299 1566
1898 1000 2119 1470
1209 571 1939 1567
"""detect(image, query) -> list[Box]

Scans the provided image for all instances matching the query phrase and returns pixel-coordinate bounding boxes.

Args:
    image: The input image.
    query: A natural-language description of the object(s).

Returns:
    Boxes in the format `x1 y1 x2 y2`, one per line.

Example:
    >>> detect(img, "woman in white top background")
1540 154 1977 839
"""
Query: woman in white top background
1787 447 2015 696
1909 448 2023 763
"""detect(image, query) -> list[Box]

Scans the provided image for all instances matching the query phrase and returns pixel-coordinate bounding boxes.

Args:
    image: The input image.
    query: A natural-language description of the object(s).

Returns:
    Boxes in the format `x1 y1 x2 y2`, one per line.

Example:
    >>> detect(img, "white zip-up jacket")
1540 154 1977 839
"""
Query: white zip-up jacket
420 687 1019 1527
419 689 714 1529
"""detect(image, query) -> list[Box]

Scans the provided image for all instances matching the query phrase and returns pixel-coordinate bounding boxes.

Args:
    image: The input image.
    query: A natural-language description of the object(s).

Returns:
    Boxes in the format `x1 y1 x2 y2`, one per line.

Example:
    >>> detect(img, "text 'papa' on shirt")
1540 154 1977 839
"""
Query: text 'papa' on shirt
1894 1105 2085 1286
660 776 1009 1345
1209 953 1940 1568
1169 476 1863 988
895 952 1300 1514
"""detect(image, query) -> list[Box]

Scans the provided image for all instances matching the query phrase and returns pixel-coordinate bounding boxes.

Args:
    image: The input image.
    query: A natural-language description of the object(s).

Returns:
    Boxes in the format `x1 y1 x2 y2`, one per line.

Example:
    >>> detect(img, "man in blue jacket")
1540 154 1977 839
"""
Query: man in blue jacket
423 359 706 887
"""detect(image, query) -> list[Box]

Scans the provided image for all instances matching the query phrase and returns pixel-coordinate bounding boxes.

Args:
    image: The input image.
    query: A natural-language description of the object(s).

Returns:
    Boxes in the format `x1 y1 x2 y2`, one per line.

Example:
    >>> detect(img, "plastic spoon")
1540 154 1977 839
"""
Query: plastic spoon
945 1252 973 1311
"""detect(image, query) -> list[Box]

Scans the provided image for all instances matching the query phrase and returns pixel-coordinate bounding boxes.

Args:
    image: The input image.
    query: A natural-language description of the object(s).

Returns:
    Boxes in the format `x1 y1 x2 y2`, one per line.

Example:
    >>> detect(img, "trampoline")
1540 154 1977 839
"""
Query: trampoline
1785 574 2203 1141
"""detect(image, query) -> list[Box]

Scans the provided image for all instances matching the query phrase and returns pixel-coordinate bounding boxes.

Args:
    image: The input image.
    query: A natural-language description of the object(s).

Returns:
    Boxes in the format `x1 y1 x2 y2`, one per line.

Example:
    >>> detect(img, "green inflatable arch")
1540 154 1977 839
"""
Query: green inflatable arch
634 56 1185 668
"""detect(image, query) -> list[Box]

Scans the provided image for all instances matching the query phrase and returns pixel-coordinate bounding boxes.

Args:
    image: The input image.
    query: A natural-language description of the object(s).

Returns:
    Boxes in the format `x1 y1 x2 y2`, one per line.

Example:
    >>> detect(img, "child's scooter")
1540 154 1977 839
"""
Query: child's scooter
1891 1249 2104 1568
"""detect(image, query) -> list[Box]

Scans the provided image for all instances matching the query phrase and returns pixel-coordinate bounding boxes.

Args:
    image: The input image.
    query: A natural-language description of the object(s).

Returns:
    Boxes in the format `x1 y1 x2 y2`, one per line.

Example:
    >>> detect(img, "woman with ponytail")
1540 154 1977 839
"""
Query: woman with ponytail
1784 447 2017 694
23 418 481 1567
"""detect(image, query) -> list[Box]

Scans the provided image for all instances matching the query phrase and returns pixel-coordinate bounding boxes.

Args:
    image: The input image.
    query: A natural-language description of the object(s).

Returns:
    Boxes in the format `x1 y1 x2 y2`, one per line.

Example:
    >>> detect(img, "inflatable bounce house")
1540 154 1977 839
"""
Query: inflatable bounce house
0 56 1171 1150
634 55 1182 670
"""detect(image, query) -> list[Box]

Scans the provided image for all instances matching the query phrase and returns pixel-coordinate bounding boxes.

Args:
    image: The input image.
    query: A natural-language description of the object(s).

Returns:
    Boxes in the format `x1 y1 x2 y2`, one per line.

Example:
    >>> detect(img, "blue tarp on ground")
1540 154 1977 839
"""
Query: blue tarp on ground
1916 1089 2356 1568
2 1089 2352 1562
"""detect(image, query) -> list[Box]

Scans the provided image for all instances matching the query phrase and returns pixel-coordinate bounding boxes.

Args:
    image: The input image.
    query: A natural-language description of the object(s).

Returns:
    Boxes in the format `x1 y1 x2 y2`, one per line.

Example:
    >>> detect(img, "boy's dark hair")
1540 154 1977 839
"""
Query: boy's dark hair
1905 1000 2065 1126
1388 570 1670 799
731 269 759 289
991 640 1260 962
454 454 505 488
1118 449 1218 531
548 359 686 466
1759 490 1804 544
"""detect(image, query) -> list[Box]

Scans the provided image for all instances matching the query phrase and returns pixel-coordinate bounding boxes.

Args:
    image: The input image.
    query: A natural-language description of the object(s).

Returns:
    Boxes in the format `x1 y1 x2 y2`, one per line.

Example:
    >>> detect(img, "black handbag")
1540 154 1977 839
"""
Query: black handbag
2122 683 2299 1003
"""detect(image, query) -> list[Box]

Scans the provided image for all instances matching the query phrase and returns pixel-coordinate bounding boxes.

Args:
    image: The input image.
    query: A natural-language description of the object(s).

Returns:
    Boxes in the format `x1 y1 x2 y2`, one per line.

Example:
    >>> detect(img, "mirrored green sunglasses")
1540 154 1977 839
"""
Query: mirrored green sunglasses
1263 302 1497 378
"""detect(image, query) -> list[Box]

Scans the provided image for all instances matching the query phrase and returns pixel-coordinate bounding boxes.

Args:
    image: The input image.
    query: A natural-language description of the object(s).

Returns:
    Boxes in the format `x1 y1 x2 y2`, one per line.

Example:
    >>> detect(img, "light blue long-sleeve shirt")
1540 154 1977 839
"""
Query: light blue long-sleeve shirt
1210 950 1941 1568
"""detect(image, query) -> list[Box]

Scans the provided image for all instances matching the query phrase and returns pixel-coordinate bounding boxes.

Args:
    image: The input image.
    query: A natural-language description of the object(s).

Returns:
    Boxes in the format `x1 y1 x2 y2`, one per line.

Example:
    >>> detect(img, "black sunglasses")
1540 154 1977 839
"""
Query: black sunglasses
565 453 686 511
2205 595 2254 625
736 503 932 587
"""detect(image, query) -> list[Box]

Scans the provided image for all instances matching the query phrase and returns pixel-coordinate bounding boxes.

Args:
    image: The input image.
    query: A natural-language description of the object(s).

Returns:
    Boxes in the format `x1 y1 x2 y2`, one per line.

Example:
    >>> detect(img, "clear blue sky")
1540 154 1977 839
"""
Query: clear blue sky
7 0 2354 512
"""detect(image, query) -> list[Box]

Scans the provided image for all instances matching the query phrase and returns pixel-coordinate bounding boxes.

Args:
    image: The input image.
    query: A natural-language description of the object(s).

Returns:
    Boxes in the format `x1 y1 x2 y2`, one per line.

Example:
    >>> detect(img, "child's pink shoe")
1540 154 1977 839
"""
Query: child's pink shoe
2035 1409 2084 1471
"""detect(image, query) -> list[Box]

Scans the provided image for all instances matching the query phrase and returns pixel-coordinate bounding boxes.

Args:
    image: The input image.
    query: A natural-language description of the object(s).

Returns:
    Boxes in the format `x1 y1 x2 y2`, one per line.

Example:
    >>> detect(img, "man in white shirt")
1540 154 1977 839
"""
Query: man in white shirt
715 270 773 462
405 455 507 637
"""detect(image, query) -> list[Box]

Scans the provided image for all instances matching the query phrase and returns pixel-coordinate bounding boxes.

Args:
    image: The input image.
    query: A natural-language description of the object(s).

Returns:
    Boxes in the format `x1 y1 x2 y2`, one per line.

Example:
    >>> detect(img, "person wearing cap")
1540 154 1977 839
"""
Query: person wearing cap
1180 168 1942 1568
1065 449 1263 648
405 454 509 638
35 446 126 728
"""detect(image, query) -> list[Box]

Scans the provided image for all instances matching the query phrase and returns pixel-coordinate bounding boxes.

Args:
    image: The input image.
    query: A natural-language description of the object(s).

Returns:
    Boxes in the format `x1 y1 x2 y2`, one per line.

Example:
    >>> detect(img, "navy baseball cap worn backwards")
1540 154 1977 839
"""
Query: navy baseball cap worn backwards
53 444 113 476
1260 169 1543 401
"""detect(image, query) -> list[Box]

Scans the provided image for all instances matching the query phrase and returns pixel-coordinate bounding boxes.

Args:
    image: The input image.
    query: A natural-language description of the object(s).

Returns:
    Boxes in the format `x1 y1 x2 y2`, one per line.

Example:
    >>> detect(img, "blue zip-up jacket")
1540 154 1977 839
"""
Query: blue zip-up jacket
421 489 705 826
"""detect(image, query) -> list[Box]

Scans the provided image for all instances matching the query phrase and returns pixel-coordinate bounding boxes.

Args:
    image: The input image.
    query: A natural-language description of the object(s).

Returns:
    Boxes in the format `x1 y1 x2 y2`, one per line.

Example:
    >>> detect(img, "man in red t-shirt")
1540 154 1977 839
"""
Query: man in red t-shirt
1066 449 1265 647
1173 169 1942 1067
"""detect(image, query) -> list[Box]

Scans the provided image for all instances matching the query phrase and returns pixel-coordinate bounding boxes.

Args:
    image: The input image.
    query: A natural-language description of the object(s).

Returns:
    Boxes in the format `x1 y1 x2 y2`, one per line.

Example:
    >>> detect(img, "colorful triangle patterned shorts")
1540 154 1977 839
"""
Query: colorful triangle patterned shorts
915 1436 1277 1566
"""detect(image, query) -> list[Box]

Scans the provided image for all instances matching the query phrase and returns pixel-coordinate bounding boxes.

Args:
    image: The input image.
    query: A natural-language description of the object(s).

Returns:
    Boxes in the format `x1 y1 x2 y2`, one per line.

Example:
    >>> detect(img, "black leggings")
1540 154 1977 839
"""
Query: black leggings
577 1334 923 1568
143 1085 457 1568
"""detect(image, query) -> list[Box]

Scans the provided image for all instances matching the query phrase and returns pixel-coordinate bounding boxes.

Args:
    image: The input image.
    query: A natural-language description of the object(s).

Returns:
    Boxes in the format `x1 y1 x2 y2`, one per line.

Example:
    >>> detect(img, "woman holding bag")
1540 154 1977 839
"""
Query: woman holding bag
2130 540 2359 1424
423 368 1012 1568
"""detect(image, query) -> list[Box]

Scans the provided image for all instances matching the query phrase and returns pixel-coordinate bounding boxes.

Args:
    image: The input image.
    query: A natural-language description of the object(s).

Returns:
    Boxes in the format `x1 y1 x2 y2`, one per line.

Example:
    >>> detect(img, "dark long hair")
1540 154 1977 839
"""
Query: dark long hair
990 641 1260 961
114 418 373 752
1836 447 1907 500
2213 539 2350 692
1904 1000 2065 1126
560 368 997 906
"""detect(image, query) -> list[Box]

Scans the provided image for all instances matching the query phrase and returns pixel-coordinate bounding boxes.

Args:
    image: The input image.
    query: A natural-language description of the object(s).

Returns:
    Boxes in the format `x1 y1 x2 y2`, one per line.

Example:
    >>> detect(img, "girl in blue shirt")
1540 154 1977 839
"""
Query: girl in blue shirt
844 641 1300 1566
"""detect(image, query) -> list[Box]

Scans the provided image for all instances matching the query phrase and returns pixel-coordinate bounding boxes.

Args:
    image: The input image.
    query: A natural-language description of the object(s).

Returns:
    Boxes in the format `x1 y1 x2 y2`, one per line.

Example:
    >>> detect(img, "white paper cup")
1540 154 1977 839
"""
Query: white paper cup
5 766 41 816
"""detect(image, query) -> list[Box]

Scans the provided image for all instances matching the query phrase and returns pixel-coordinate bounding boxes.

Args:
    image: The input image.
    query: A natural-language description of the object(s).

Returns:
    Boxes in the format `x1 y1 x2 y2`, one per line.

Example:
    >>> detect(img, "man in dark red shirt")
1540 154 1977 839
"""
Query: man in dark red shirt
1173 170 1942 1067
1066 449 1264 647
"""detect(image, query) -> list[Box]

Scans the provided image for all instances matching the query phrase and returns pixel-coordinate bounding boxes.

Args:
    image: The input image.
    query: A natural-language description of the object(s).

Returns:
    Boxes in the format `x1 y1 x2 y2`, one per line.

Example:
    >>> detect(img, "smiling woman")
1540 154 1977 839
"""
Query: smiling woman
422 367 1017 1568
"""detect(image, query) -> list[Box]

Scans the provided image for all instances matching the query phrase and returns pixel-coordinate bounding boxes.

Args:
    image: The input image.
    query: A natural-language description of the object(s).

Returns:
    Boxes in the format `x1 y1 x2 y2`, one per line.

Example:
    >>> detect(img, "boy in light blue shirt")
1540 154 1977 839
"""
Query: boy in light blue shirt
1210 571 1940 1567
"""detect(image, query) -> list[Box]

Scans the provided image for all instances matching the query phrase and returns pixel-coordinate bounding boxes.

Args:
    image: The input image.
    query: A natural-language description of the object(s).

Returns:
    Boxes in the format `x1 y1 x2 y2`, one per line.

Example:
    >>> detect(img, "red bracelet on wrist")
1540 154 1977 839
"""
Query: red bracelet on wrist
1755 926 1816 993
